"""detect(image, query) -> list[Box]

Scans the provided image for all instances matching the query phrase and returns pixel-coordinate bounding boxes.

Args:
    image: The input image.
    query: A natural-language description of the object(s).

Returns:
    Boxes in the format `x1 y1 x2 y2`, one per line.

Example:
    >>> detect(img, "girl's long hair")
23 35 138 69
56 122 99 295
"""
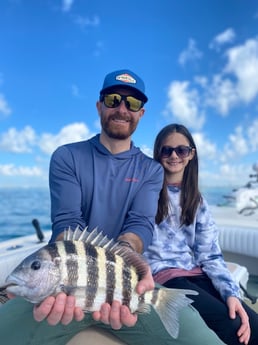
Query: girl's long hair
154 124 201 225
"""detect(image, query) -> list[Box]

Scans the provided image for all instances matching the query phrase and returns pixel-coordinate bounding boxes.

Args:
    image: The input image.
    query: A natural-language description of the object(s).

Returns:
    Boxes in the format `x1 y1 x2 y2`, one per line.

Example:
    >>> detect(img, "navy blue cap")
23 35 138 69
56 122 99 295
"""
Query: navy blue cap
100 69 148 103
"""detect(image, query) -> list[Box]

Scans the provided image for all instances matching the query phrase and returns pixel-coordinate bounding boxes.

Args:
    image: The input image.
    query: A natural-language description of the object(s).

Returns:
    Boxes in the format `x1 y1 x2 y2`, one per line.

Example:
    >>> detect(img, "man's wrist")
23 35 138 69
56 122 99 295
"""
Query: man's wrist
117 240 135 251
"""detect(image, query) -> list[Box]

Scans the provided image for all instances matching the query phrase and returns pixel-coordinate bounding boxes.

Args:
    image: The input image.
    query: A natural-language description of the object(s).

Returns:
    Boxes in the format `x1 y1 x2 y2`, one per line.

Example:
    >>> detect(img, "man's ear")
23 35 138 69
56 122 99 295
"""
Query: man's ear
96 101 101 115
139 108 145 118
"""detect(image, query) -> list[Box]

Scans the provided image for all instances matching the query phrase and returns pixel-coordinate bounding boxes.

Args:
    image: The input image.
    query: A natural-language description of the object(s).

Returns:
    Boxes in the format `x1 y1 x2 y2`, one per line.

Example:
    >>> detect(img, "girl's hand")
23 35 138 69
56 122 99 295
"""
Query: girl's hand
227 296 250 344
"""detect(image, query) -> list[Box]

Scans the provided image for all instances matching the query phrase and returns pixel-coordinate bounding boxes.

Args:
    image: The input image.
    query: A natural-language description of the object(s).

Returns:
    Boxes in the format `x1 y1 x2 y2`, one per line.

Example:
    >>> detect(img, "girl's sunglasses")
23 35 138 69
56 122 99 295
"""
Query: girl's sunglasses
100 93 144 112
160 145 192 158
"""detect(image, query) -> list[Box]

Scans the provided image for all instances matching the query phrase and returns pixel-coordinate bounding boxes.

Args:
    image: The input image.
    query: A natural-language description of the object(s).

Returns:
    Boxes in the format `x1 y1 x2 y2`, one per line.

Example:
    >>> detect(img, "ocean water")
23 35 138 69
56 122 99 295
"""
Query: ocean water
0 186 235 243
0 188 51 242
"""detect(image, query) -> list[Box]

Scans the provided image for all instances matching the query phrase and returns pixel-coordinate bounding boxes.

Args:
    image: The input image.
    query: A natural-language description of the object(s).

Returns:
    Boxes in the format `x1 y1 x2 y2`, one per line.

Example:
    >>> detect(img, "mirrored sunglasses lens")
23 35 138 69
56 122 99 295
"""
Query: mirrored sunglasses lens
104 94 122 108
103 94 142 111
126 96 142 111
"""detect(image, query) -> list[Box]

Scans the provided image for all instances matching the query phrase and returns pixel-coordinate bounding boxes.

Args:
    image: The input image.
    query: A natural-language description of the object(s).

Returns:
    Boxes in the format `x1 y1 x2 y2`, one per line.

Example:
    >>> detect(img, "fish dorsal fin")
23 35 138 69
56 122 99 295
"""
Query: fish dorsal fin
113 246 149 280
63 227 149 279
64 227 117 251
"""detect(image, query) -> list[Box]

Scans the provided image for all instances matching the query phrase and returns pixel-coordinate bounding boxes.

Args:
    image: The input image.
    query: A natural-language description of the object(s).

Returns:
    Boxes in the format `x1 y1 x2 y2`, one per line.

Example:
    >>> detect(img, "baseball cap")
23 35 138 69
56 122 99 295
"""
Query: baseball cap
100 69 148 103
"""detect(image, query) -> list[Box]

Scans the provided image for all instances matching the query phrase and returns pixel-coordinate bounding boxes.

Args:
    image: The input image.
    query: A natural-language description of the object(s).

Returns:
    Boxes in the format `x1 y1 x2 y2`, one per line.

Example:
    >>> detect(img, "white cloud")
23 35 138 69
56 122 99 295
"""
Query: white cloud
209 28 236 50
94 119 101 130
39 122 95 154
194 76 208 88
0 122 96 182
193 132 217 159
194 38 258 116
205 75 238 115
219 163 251 185
224 38 258 103
74 15 100 30
199 161 255 187
178 39 203 66
93 40 104 57
141 145 152 157
71 84 80 97
0 93 12 116
166 37 258 126
228 126 248 155
220 126 248 162
0 126 36 153
0 123 95 156
247 118 258 151
166 81 205 130
62 0 74 12
0 164 42 176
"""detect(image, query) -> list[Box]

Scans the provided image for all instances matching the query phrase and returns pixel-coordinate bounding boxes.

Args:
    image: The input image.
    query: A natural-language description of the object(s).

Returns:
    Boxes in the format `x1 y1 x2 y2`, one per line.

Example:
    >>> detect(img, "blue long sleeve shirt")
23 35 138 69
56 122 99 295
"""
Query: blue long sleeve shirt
49 134 163 251
144 185 241 301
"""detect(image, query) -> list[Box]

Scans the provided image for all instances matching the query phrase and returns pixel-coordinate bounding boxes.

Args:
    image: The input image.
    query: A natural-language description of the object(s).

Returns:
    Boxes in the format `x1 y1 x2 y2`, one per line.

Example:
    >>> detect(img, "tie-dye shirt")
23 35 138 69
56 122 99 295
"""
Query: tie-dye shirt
144 185 241 301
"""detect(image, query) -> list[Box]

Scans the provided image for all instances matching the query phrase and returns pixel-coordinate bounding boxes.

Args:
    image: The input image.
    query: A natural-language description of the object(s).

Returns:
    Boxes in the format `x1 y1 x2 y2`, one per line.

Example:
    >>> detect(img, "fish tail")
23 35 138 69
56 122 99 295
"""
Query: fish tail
146 287 198 339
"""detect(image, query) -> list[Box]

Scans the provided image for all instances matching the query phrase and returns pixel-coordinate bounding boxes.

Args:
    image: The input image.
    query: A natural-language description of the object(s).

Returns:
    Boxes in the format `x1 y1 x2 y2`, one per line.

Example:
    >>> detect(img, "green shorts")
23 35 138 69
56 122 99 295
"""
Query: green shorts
0 297 225 345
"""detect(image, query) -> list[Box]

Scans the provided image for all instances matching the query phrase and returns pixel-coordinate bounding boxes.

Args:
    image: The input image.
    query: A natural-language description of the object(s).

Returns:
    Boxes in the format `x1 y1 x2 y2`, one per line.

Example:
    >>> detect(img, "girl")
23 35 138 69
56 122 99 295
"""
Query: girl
144 124 258 345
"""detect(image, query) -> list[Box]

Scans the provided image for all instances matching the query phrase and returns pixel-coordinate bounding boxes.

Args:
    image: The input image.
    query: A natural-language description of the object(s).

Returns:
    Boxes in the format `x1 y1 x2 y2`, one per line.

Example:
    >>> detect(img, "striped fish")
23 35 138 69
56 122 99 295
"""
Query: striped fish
5 227 197 338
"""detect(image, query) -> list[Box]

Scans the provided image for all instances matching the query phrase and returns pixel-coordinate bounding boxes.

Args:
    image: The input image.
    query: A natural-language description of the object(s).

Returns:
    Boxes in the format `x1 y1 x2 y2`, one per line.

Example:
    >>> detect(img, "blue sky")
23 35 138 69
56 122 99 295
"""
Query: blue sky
1 0 258 188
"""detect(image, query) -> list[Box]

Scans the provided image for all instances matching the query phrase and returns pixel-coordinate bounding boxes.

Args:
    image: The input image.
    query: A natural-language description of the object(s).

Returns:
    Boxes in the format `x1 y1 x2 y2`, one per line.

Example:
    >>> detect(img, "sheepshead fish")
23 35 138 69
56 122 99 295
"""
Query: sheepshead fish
5 227 197 338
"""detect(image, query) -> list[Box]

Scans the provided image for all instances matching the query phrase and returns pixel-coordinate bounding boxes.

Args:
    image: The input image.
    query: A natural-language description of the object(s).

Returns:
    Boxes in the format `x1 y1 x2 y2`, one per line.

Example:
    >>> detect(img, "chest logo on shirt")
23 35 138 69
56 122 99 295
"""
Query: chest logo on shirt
124 177 139 182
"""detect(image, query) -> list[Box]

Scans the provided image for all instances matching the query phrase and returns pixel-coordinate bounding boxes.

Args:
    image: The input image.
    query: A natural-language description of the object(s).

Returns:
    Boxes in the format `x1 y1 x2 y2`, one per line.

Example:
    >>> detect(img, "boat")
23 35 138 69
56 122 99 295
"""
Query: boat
218 162 258 215
210 204 258 303
0 200 257 344
212 163 258 281
211 205 258 275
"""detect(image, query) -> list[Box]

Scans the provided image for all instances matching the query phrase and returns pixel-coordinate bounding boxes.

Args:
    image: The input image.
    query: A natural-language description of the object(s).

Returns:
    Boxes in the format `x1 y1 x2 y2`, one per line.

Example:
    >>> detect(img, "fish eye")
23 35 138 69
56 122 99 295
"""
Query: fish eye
31 260 41 270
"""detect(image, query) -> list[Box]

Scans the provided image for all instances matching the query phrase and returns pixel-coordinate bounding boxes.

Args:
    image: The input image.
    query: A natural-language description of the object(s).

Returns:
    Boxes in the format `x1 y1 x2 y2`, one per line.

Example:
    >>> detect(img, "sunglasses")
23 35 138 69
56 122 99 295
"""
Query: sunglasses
160 145 192 158
100 93 144 112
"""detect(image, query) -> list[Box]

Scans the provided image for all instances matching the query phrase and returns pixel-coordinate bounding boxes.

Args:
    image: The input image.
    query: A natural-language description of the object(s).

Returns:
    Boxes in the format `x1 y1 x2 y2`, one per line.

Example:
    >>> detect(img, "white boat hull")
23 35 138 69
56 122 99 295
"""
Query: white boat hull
211 205 258 275
0 231 51 286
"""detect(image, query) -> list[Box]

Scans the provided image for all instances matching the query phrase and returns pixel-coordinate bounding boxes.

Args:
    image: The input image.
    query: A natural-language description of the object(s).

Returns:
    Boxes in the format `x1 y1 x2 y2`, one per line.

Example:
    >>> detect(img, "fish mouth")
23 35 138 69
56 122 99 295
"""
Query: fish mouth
0 284 19 299
5 275 25 292
0 283 14 292
4 282 18 288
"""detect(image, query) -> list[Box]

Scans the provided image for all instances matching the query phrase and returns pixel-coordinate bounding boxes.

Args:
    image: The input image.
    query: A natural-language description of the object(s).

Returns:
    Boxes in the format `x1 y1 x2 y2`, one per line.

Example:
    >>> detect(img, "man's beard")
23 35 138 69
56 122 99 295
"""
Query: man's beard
101 112 138 140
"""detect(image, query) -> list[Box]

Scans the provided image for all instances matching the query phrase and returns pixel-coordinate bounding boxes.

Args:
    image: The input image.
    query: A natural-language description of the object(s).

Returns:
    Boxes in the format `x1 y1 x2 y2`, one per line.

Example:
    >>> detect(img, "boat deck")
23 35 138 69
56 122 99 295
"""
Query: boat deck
210 205 258 229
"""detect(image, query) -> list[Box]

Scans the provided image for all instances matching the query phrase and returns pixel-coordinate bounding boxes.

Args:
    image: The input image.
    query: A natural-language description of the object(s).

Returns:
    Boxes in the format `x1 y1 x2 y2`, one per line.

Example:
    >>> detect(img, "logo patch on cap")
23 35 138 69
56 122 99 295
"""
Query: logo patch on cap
116 73 136 84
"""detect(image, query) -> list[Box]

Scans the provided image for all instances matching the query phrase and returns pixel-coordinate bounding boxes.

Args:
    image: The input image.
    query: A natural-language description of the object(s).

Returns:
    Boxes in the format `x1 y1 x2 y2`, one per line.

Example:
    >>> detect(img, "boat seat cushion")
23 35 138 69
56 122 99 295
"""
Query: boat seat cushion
226 261 249 290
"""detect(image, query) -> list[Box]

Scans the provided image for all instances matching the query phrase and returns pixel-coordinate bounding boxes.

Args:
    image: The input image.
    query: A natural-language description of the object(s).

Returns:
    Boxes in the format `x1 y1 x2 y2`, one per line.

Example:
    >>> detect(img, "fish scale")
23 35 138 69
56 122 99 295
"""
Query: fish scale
121 259 132 306
93 246 108 308
85 244 98 309
4 227 198 339
64 241 79 294
105 250 116 305
74 241 88 293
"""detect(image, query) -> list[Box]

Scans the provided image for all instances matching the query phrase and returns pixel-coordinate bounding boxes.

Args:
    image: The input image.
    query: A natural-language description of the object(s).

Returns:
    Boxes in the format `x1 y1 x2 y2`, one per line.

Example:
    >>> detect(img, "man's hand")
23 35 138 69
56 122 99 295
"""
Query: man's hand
92 265 155 329
92 301 138 329
136 265 155 294
33 293 84 325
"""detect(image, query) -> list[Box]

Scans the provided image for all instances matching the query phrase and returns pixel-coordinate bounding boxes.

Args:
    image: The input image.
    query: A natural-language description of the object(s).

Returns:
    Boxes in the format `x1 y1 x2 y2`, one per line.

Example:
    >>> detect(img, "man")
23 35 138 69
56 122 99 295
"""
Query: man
0 69 225 345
